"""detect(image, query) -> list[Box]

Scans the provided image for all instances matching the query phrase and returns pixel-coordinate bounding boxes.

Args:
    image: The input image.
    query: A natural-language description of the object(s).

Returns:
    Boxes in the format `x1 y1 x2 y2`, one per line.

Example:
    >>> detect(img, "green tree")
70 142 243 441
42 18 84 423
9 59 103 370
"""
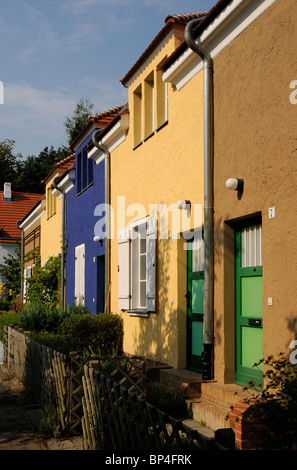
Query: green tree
25 254 61 311
0 243 22 298
64 97 95 145
15 145 71 193
0 139 22 190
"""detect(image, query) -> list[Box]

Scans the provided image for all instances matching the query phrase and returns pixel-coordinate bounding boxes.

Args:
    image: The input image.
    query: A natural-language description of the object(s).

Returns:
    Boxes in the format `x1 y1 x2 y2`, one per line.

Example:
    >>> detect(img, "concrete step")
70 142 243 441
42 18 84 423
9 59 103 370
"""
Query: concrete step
157 368 257 432
200 381 253 408
188 382 256 431
187 398 231 431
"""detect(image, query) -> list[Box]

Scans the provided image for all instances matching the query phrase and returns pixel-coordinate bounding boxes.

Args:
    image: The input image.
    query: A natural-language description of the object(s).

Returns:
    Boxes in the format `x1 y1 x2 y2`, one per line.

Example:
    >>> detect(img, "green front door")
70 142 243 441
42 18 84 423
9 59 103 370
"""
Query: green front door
187 239 204 373
235 223 263 387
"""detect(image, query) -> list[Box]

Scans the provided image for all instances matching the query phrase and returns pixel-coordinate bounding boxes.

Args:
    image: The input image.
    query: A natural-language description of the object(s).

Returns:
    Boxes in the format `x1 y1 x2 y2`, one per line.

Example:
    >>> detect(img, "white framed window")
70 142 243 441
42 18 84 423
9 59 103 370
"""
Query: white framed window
118 217 156 316
75 243 85 305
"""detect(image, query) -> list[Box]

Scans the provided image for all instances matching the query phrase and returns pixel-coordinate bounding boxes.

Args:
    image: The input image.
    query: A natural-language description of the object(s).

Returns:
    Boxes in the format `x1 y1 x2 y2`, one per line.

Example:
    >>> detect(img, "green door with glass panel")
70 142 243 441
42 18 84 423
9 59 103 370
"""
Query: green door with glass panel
235 223 263 387
187 239 204 373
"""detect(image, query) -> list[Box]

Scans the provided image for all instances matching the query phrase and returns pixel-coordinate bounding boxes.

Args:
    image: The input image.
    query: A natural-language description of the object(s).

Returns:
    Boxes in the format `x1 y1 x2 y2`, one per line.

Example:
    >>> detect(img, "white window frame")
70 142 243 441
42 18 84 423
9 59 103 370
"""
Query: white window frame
118 216 156 316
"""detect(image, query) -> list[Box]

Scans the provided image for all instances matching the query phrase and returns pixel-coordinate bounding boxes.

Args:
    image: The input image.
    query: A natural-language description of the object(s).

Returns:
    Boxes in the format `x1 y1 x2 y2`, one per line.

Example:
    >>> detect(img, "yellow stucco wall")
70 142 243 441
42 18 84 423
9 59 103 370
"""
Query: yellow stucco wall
110 35 204 368
213 0 297 383
40 175 63 265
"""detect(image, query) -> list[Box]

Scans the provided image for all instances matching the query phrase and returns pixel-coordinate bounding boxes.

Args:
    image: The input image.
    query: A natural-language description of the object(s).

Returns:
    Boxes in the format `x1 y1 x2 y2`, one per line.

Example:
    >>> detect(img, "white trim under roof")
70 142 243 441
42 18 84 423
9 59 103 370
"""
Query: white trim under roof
19 201 45 231
52 167 75 199
71 122 96 152
123 30 173 88
163 0 277 90
88 113 129 165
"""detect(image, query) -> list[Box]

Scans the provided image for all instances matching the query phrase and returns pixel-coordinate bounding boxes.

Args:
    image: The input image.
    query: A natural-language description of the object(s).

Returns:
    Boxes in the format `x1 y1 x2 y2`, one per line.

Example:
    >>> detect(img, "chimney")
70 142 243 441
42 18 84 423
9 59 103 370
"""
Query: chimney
4 182 12 202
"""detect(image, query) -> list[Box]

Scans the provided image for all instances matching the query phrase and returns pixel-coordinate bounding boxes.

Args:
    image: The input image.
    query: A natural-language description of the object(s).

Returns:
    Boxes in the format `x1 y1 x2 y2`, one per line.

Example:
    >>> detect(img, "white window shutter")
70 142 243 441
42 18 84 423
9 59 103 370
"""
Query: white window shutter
118 229 130 310
75 244 85 305
146 217 156 312
23 268 28 299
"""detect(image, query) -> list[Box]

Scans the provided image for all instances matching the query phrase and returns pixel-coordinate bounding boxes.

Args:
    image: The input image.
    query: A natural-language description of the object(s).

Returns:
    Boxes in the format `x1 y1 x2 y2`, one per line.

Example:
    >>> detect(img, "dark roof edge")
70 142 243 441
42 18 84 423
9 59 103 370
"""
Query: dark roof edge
163 0 233 71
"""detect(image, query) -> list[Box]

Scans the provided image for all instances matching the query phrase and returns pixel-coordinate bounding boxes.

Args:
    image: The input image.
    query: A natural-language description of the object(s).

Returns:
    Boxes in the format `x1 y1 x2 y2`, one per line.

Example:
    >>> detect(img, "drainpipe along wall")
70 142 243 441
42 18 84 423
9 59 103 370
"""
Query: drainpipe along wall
185 19 214 380
92 130 111 312
53 177 66 309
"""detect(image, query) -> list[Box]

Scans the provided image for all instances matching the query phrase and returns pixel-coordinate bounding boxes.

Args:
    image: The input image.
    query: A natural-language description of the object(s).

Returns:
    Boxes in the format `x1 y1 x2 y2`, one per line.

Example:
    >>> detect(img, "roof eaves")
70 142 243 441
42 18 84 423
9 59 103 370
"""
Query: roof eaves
163 0 233 72
119 11 207 88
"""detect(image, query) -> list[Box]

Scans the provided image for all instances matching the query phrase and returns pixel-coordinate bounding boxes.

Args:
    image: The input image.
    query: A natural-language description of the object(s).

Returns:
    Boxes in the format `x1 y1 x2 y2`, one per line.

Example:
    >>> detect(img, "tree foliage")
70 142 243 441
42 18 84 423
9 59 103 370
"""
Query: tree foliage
0 139 22 190
16 145 71 193
0 243 22 298
0 140 71 194
64 97 95 145
25 253 61 311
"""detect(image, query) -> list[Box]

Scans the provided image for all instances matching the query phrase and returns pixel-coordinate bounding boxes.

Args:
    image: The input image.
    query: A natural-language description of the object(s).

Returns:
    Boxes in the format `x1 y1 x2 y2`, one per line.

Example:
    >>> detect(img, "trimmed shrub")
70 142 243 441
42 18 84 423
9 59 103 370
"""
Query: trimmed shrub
0 310 21 341
57 313 123 356
18 302 69 333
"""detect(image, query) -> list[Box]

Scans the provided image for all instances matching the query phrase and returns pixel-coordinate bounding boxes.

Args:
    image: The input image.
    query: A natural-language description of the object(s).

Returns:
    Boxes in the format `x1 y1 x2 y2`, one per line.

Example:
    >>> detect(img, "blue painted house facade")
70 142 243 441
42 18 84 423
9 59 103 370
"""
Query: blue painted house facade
59 106 125 314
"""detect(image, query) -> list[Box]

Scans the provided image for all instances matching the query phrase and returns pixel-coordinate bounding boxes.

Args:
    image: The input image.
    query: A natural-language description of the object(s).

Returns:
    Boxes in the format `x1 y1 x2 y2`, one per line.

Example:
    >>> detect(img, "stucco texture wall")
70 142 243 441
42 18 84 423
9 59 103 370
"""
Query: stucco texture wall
23 218 40 270
110 36 204 369
213 0 297 382
65 133 105 314
40 176 63 264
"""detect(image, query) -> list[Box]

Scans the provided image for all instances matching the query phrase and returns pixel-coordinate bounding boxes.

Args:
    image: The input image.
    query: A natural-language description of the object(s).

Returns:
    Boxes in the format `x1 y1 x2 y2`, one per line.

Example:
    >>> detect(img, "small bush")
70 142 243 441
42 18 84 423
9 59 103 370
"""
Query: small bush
18 302 69 333
57 312 123 356
242 353 297 450
0 310 21 341
27 330 74 355
145 381 186 416
38 404 62 438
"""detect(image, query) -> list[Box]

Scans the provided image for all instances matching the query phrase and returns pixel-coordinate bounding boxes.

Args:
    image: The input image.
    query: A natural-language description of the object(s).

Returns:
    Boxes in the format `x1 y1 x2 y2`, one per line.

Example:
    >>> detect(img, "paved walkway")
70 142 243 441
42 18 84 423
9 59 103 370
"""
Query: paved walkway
0 363 82 451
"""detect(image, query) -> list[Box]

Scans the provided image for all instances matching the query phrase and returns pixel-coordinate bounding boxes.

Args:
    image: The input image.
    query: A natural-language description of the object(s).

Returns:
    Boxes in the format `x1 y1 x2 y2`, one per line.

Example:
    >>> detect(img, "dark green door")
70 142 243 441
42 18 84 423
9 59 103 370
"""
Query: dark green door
235 223 263 387
187 240 204 373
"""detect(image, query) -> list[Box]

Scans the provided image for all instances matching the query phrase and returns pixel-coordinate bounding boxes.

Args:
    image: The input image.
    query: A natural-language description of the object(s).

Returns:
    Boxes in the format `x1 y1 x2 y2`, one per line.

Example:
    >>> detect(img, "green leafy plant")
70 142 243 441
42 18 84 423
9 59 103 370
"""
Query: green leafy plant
241 353 297 449
38 404 62 438
57 313 123 356
25 254 61 310
18 302 68 333
145 381 186 416
0 310 22 341
0 243 22 299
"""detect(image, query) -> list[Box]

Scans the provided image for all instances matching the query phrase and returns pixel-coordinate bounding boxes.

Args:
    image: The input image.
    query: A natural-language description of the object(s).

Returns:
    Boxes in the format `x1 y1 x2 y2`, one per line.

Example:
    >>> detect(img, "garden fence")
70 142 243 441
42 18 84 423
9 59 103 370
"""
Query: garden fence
4 325 234 450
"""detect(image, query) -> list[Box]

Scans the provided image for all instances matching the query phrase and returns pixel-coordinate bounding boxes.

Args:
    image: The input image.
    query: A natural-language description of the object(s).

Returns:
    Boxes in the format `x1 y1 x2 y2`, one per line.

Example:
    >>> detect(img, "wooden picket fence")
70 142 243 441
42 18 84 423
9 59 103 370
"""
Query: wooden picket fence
6 326 69 430
4 326 234 450
81 365 219 451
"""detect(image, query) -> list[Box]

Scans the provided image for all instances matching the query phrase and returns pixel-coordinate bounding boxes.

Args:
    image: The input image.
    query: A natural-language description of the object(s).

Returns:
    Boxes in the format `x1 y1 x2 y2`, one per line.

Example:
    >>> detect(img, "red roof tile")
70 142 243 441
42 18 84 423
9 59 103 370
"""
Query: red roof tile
41 153 75 184
69 104 127 150
0 191 43 242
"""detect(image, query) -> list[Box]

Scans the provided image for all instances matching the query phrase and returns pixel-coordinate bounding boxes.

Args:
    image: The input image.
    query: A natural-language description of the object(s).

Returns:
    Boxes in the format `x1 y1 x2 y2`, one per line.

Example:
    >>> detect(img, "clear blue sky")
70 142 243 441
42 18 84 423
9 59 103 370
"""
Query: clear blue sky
0 0 212 159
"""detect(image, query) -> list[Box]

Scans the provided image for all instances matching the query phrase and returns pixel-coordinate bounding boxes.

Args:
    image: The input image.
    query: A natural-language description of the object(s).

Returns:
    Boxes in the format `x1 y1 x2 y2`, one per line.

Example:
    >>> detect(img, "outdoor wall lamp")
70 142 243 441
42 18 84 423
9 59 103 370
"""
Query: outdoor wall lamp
176 200 191 210
225 178 244 192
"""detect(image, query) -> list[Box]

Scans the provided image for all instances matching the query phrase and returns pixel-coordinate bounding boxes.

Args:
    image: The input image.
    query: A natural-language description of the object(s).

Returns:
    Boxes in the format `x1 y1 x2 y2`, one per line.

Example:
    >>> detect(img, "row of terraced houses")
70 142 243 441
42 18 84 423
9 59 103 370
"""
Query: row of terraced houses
1 0 297 446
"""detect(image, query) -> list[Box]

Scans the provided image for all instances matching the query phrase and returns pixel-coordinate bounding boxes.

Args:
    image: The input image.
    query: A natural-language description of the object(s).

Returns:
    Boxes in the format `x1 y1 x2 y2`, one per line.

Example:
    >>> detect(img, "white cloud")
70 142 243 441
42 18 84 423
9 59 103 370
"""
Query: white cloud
0 83 75 138
0 80 127 156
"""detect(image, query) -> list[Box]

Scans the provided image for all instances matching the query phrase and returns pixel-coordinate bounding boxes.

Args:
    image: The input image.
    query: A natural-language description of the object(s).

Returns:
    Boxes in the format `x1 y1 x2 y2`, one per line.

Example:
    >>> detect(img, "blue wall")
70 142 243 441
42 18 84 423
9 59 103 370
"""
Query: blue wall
65 130 105 314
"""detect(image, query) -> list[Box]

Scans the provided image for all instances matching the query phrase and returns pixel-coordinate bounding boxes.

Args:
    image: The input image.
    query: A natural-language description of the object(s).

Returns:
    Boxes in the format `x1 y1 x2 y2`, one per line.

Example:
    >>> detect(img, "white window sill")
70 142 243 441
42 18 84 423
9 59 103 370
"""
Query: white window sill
126 309 151 318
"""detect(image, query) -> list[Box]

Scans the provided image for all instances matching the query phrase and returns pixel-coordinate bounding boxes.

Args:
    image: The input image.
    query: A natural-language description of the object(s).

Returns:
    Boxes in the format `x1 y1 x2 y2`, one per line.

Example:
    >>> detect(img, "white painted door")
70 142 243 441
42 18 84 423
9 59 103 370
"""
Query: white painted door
75 244 85 305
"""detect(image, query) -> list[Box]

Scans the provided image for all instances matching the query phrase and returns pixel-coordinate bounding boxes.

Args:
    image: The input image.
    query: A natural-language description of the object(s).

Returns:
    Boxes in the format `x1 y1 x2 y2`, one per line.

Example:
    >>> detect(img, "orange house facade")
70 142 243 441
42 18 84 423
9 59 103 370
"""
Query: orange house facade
164 0 297 391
